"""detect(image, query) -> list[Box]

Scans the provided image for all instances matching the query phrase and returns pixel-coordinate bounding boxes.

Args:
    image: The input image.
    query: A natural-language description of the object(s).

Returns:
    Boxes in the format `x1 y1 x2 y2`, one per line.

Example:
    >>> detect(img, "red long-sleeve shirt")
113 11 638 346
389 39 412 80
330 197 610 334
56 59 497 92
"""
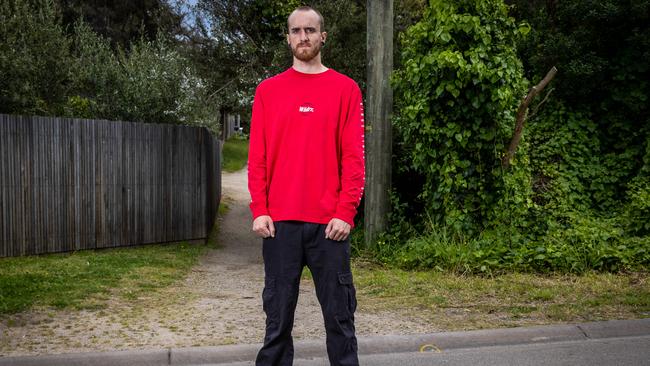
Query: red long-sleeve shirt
247 67 365 226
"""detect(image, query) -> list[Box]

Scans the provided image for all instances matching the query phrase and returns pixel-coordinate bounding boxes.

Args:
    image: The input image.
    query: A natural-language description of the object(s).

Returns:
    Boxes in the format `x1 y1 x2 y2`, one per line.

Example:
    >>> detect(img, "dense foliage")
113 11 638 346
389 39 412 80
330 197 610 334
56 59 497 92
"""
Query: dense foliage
0 0 218 131
383 0 650 273
392 0 529 234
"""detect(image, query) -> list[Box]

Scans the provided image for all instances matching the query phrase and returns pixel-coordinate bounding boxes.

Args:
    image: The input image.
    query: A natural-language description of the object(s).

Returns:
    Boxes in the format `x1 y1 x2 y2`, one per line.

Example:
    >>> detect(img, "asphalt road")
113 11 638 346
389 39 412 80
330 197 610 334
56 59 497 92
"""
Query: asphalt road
3 319 649 366
219 335 650 366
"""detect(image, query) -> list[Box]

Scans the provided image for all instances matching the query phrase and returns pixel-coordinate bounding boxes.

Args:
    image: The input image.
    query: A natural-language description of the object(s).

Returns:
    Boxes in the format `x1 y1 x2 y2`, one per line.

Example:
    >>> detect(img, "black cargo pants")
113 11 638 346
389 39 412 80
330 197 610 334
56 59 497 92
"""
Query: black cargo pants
255 221 359 366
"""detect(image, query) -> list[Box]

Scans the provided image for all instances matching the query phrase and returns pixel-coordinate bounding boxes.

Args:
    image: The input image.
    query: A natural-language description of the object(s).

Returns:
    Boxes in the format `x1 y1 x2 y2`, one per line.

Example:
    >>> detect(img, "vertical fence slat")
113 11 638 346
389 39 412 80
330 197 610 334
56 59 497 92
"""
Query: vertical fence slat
7 116 15 256
108 121 116 247
128 122 134 246
0 115 6 257
89 119 96 249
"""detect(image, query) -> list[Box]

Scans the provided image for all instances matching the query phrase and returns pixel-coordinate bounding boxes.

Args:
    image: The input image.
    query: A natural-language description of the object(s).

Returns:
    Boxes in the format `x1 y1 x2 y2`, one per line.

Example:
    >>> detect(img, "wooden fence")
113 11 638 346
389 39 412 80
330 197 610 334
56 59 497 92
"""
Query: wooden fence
0 114 221 257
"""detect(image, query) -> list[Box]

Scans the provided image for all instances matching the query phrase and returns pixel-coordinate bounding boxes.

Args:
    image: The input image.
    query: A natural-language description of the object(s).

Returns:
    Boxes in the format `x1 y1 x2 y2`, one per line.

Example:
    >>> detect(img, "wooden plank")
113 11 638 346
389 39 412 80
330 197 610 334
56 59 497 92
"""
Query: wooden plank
153 125 160 242
144 123 151 243
128 123 137 245
18 115 27 255
101 121 109 248
26 116 36 254
54 116 62 252
55 116 63 253
40 116 48 253
156 125 161 242
14 115 22 255
30 117 37 253
0 115 7 256
66 117 74 252
7 116 16 256
104 121 111 248
113 121 120 247
179 127 185 239
94 120 102 248
61 117 71 252
102 121 110 248
164 126 171 242
73 118 81 250
29 116 38 255
38 116 46 253
195 128 202 238
170 126 177 241
118 121 126 247
108 121 116 247
78 118 86 250
135 121 141 245
87 118 96 249
85 118 93 249
127 121 134 246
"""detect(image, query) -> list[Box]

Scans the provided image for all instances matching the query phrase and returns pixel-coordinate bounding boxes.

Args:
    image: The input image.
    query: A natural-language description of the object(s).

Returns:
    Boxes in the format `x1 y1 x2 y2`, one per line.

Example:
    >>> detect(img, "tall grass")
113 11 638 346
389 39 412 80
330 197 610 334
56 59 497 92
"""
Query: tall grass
222 137 249 172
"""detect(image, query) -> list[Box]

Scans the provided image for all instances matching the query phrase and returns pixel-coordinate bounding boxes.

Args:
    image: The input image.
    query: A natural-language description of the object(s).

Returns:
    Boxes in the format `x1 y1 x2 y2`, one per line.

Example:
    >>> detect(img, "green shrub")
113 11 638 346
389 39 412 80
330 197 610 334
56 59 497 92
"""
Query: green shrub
392 0 530 235
0 0 72 115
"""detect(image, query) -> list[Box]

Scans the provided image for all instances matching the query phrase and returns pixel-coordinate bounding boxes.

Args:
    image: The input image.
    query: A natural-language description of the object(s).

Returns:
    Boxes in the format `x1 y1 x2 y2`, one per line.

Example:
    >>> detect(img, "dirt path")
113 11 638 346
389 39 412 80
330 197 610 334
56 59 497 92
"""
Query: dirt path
0 167 433 357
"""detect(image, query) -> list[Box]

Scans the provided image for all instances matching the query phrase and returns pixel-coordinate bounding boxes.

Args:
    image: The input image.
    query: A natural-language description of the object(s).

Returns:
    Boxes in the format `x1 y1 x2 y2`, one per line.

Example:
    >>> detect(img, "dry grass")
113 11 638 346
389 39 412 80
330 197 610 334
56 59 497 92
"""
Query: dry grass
352 260 650 330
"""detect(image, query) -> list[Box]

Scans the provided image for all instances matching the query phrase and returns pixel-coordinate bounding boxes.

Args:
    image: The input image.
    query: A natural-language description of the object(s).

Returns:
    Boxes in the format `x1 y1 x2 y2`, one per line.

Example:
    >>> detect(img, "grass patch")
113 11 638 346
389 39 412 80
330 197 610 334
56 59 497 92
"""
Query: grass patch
222 137 249 172
0 243 205 315
352 259 650 330
0 203 228 315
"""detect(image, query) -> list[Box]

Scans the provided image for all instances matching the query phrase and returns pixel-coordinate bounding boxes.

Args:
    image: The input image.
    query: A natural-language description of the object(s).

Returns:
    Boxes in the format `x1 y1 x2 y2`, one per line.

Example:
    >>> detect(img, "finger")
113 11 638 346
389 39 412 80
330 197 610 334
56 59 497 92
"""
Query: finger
339 227 350 241
338 230 347 241
325 221 333 239
268 220 276 238
332 228 340 241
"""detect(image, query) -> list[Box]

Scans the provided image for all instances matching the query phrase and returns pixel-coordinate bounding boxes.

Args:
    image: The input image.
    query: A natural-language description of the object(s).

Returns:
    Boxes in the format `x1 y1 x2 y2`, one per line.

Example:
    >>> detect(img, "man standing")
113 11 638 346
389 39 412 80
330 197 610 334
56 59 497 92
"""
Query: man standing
247 6 365 366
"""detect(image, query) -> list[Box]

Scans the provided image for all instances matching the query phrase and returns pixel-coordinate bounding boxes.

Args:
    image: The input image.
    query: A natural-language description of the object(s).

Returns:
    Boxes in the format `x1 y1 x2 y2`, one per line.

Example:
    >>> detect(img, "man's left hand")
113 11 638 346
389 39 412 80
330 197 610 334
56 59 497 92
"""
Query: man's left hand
325 218 351 241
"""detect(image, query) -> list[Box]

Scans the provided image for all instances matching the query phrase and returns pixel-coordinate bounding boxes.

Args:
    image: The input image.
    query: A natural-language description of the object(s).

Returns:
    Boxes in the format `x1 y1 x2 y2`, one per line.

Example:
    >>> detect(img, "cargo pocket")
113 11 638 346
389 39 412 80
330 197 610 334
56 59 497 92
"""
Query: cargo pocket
338 272 357 316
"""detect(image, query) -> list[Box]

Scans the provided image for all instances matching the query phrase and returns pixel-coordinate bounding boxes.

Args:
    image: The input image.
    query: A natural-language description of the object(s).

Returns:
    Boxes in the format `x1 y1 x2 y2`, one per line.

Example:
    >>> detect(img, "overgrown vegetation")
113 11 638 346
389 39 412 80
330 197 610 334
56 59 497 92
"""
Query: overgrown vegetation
0 0 218 132
376 0 650 274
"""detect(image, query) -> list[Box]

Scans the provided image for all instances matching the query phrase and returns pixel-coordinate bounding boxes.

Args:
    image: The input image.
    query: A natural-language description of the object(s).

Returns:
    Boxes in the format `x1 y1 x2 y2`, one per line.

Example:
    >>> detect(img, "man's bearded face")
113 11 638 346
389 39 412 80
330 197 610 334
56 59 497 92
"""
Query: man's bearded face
291 37 323 62
287 10 325 62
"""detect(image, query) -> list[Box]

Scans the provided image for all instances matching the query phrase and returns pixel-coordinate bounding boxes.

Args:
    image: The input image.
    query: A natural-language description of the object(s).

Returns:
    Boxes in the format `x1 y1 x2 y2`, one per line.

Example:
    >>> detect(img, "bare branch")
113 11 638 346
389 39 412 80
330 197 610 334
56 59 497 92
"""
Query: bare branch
502 66 557 168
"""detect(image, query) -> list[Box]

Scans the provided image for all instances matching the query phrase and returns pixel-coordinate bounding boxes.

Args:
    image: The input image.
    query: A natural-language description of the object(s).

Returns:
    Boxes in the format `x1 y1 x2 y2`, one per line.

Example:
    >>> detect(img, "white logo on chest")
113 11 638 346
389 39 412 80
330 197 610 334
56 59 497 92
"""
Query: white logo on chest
299 106 314 113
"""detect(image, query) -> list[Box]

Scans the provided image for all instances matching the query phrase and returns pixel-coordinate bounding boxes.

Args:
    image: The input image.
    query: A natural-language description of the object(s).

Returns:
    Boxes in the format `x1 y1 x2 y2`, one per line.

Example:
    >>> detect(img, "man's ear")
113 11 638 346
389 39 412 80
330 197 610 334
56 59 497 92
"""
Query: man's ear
286 34 290 45
321 31 328 45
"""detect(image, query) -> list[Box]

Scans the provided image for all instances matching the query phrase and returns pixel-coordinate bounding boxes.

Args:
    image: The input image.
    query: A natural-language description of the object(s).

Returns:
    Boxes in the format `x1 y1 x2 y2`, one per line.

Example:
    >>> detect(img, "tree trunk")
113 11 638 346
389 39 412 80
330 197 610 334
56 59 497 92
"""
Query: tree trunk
364 0 393 248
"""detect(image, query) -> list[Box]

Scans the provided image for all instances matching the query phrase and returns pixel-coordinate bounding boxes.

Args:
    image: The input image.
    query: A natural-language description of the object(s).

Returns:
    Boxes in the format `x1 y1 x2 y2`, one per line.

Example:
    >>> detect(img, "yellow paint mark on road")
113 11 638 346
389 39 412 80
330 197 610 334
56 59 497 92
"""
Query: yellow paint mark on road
419 343 442 353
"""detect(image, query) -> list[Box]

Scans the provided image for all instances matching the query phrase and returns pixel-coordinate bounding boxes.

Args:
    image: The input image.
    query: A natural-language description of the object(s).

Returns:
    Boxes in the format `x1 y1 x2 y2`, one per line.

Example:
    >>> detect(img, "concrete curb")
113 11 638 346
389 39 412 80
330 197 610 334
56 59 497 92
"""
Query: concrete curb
2 318 648 366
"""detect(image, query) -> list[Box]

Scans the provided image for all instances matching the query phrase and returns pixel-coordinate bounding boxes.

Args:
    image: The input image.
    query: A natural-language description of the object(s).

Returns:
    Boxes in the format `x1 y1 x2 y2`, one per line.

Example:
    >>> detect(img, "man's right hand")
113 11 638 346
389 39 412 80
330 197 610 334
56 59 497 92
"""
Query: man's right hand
252 215 275 238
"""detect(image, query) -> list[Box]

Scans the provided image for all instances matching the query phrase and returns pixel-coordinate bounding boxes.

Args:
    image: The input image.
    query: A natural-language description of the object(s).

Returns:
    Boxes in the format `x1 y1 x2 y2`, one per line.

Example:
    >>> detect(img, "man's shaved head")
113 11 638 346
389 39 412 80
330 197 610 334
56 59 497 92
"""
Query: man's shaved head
287 6 325 32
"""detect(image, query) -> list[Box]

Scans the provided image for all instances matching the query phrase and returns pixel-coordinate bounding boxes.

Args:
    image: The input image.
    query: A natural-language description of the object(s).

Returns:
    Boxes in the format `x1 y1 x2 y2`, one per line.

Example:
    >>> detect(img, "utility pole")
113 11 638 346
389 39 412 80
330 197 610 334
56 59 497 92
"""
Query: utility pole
365 0 393 248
